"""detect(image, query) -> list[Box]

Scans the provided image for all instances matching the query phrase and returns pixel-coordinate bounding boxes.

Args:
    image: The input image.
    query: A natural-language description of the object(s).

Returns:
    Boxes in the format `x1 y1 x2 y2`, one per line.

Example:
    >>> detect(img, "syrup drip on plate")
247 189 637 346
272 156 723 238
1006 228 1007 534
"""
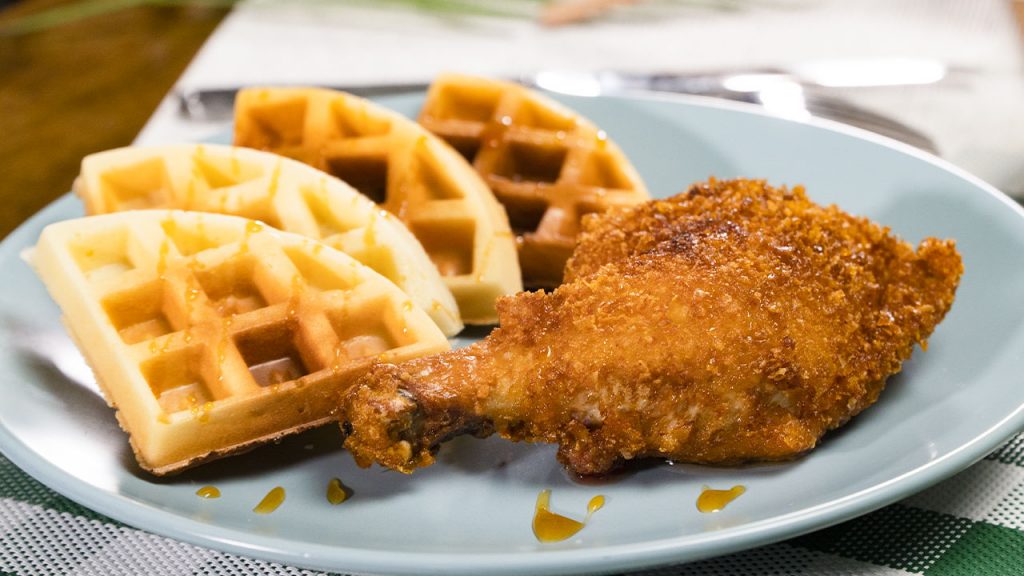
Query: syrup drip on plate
253 486 285 514
532 489 604 543
326 478 351 505
696 485 745 513
195 485 220 499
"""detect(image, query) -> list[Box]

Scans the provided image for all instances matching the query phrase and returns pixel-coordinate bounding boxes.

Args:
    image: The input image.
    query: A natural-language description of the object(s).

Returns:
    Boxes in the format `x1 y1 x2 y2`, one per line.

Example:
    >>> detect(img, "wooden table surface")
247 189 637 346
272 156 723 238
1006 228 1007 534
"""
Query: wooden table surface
0 0 227 240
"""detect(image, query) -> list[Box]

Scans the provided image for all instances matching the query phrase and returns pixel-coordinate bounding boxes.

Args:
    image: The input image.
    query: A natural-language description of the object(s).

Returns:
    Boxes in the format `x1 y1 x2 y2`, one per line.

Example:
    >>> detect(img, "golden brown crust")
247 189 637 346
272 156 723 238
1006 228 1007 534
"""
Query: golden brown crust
342 178 963 475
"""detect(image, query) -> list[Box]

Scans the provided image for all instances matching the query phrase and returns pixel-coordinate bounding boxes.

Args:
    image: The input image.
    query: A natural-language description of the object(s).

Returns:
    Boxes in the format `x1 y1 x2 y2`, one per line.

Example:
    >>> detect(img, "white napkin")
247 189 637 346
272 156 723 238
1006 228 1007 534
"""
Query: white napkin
138 0 1024 196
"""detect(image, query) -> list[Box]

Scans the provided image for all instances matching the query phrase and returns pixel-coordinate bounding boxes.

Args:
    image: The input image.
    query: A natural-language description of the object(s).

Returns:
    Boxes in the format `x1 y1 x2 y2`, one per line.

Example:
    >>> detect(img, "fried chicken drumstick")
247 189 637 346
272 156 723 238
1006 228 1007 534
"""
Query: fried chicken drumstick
342 179 962 475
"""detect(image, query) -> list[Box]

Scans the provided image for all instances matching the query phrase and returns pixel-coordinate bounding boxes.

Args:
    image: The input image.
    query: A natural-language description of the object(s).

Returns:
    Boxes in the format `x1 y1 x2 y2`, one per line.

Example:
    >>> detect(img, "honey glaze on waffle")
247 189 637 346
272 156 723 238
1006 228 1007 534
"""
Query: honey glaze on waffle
232 88 522 324
73 144 463 337
419 74 650 287
32 211 449 475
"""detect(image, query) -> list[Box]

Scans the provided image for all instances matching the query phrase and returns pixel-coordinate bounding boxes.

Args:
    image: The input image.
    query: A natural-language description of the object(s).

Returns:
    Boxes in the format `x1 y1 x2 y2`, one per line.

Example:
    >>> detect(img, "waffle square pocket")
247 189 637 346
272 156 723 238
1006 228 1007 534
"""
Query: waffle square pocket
32 211 449 475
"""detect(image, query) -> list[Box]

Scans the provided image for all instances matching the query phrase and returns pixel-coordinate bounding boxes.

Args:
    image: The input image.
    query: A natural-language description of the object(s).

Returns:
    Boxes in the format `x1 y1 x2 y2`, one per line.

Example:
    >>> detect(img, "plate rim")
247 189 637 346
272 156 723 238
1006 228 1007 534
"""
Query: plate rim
2 90 1024 576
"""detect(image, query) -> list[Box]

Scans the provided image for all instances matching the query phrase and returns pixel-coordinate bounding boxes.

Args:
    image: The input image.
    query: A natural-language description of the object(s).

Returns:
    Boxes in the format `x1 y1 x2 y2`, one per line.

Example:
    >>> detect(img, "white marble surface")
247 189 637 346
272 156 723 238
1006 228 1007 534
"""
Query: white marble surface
138 0 1024 196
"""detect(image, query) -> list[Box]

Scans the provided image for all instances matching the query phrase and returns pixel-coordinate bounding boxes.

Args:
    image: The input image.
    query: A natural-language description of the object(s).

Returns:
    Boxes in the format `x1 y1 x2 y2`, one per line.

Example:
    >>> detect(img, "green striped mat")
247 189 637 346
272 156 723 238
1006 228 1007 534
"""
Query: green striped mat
2 434 1023 575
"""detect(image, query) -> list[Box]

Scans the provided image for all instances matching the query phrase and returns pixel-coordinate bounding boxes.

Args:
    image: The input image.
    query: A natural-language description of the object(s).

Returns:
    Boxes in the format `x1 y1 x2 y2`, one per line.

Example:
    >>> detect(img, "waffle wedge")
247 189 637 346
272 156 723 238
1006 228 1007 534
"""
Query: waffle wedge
74 144 462 337
234 87 522 324
419 74 650 287
32 210 449 475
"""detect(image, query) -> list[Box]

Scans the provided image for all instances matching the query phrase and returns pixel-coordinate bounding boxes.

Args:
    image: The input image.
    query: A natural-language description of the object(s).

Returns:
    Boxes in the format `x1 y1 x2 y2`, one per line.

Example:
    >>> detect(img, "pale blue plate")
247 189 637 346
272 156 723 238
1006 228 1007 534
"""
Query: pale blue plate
2 92 1024 576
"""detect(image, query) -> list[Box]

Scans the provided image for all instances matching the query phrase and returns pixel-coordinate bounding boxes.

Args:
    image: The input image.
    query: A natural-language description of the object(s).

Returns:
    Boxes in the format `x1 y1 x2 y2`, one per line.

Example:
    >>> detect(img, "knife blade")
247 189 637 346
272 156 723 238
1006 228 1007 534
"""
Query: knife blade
176 60 942 153
532 58 948 96
177 81 431 123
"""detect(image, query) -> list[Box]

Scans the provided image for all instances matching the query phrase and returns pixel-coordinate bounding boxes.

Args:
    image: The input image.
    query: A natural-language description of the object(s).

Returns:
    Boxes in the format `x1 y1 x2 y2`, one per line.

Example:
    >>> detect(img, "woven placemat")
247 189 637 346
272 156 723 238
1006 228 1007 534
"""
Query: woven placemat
3 434 1023 575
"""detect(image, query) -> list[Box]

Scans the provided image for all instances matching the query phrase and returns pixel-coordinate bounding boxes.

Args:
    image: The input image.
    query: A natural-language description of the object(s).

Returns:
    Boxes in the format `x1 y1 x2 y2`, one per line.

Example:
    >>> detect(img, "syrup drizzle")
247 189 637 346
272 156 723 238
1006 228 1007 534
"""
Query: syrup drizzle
532 489 604 543
189 400 213 423
696 485 746 513
268 162 282 201
326 478 351 505
253 486 286 514
195 485 220 499
156 238 170 280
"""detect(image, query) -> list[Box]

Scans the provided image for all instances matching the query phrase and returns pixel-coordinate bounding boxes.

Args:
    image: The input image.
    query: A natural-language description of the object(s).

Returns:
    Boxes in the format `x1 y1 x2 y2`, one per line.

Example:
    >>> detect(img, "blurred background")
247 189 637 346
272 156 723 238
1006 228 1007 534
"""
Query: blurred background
2 0 1023 240
0 0 227 239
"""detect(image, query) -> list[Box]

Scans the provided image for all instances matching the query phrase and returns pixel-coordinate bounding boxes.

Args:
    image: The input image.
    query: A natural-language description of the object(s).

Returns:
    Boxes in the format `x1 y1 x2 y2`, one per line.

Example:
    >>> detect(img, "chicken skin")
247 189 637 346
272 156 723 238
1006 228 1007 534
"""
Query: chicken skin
342 179 963 475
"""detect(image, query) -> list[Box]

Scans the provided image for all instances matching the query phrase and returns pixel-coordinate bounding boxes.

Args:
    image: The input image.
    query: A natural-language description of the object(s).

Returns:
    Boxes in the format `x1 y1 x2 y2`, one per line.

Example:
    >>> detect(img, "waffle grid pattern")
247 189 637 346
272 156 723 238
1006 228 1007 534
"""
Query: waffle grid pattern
75 144 462 337
33 212 447 473
233 88 521 324
419 74 649 287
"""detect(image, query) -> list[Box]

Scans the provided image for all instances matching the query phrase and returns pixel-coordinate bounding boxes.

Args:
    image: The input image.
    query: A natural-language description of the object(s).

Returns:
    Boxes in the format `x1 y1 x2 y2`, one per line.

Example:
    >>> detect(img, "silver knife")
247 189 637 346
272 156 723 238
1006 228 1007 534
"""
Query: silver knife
177 60 944 152
178 81 431 123
531 58 949 96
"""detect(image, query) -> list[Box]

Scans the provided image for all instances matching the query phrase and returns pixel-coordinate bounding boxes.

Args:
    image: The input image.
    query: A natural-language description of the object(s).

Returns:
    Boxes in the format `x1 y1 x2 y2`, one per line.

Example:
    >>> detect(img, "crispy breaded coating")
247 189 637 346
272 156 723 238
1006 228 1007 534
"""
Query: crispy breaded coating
341 178 963 475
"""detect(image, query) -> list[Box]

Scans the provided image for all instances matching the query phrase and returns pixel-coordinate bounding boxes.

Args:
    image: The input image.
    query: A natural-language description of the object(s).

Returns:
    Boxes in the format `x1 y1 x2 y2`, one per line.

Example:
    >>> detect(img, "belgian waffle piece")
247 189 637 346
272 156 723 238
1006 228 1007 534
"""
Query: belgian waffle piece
32 211 449 475
418 73 650 287
74 144 463 337
234 87 522 324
